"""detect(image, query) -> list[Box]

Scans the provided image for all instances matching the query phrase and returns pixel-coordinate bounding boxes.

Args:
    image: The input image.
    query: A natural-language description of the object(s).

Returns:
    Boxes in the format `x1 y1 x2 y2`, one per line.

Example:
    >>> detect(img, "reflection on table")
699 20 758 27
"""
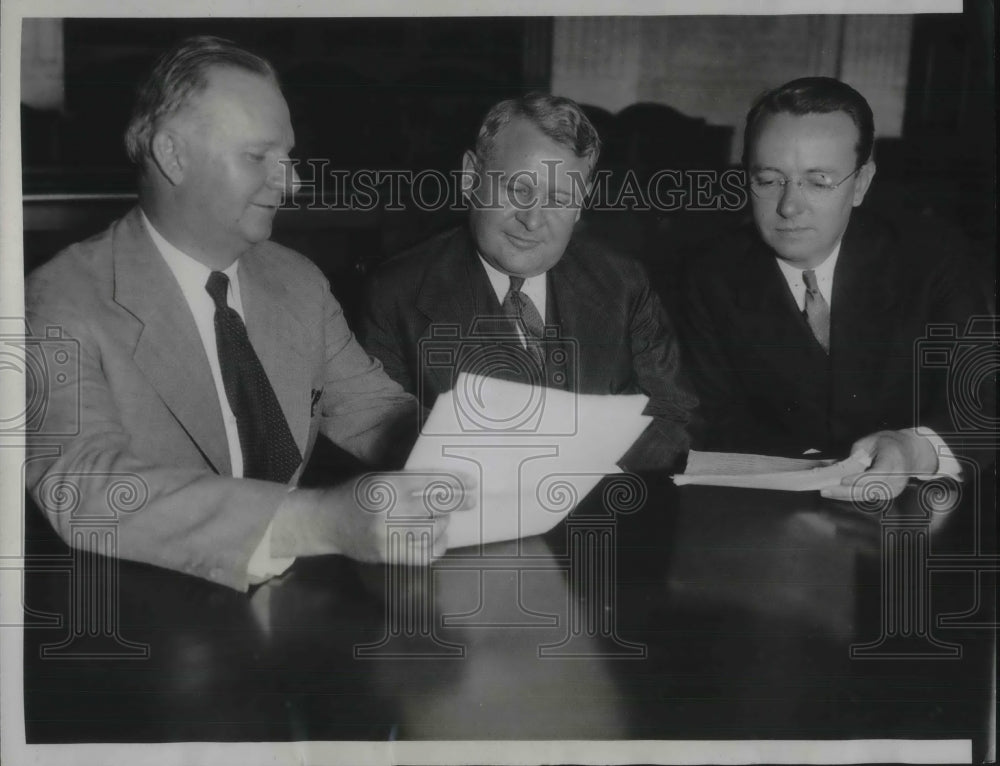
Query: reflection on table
22 471 995 761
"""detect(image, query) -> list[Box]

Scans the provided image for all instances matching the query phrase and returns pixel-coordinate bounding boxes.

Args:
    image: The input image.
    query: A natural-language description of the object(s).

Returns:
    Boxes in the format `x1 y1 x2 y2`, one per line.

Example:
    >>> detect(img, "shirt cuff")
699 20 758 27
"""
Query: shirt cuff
246 492 297 584
908 427 962 480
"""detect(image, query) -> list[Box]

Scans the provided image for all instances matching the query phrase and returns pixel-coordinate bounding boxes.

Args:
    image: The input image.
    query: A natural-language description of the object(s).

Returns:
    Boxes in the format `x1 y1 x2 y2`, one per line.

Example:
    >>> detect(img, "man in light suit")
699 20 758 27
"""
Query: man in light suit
360 94 697 472
25 37 471 591
680 77 989 499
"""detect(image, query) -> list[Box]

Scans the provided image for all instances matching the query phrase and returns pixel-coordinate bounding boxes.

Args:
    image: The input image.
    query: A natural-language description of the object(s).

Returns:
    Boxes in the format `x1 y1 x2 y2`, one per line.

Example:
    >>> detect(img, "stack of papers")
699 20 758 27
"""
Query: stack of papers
673 449 871 491
405 373 652 550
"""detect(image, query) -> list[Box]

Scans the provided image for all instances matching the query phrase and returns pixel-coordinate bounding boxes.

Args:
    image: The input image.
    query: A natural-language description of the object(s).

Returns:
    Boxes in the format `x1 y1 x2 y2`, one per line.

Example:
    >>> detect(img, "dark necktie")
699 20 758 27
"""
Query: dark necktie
501 275 546 373
802 268 830 353
205 271 301 482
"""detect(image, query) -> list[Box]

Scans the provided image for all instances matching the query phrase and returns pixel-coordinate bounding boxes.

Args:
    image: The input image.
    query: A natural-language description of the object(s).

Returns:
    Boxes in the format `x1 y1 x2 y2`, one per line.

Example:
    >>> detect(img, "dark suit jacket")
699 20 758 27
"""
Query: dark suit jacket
25 207 416 590
679 211 990 460
359 226 698 471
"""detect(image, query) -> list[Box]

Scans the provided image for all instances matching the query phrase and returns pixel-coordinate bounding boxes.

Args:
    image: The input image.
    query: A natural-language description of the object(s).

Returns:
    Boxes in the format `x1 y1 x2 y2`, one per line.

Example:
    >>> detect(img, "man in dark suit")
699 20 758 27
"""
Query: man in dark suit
25 37 470 590
360 94 696 471
681 76 989 499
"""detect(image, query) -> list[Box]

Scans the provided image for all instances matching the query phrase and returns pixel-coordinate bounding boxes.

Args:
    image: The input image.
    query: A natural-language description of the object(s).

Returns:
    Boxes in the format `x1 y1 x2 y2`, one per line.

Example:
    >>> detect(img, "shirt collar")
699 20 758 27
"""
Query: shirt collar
774 240 841 309
476 253 547 314
774 240 841 283
142 209 241 305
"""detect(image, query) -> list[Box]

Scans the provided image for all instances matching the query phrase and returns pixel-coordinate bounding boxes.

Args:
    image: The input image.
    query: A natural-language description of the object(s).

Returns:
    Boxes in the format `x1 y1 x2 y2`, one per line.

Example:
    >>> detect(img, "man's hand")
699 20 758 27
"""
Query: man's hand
271 471 477 562
820 429 939 502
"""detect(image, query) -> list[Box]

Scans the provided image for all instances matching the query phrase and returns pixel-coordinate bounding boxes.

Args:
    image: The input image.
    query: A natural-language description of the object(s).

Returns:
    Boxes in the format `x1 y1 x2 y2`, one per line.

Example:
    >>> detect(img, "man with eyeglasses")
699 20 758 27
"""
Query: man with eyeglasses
360 93 697 471
680 76 987 499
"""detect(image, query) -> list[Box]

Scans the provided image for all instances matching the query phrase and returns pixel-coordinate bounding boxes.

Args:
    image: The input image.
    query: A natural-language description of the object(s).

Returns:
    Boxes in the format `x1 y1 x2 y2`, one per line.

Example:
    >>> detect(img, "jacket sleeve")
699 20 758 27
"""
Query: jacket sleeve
677 263 783 454
313 277 419 468
357 267 420 397
23 294 290 592
618 261 699 472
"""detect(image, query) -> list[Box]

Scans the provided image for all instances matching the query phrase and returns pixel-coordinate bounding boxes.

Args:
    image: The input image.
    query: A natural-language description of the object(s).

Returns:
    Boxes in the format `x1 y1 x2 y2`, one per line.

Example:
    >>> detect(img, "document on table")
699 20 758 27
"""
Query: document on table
405 373 652 550
673 449 872 491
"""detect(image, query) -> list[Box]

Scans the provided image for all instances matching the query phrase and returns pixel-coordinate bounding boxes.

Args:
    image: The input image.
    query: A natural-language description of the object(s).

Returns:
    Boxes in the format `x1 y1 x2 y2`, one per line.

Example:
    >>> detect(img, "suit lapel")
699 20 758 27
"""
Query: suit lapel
239 250 313 455
414 230 502 392
735 238 830 369
416 228 552 392
415 229 498 330
728 238 832 434
111 208 232 474
549 241 613 393
828 214 898 427
830 215 897 361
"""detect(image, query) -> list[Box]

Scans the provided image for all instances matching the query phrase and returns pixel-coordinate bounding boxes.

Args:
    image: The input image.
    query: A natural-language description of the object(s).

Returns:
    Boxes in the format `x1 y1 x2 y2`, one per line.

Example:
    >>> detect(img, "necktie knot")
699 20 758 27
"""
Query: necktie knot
508 275 526 294
802 269 820 294
206 271 230 309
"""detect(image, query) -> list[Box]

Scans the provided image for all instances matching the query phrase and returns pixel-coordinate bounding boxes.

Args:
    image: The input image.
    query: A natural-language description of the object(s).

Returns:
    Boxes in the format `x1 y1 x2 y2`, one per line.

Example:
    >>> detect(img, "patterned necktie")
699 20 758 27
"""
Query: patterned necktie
802 268 830 353
205 271 301 482
501 275 546 374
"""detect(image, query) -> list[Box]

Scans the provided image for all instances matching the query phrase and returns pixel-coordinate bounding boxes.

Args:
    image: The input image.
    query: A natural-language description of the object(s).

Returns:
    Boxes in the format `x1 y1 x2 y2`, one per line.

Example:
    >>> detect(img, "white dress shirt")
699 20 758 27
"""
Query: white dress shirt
142 211 293 579
773 239 959 478
478 254 547 346
775 242 840 311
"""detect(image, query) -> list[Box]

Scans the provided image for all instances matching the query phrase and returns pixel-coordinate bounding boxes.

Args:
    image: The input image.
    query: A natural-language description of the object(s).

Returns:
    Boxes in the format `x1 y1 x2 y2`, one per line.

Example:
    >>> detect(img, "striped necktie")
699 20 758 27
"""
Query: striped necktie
501 275 546 376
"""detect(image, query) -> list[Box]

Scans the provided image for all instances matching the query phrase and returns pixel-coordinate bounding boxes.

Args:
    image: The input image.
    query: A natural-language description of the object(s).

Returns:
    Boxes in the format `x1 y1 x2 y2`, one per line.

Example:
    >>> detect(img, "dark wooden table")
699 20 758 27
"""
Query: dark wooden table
21 472 996 762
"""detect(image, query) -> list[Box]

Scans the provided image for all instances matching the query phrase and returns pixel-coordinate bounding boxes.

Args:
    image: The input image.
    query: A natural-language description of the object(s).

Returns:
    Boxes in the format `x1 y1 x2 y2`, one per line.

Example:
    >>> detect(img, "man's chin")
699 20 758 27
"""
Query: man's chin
499 254 551 278
765 237 820 266
242 221 274 245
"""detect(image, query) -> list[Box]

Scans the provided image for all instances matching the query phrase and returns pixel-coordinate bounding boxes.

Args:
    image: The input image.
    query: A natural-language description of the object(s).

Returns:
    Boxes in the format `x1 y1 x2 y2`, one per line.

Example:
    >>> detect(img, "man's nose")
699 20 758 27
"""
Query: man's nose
777 179 806 218
515 202 544 231
269 159 300 197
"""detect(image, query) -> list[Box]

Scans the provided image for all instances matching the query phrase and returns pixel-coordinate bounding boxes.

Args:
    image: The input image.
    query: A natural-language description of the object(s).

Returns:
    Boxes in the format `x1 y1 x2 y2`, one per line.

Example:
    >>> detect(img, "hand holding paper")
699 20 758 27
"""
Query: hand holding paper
820 428 940 501
674 449 873 492
405 373 652 551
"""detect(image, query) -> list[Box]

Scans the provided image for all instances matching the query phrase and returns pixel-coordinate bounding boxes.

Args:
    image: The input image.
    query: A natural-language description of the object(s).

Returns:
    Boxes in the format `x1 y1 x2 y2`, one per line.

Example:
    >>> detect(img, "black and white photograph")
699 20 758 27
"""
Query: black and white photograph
1 1 995 764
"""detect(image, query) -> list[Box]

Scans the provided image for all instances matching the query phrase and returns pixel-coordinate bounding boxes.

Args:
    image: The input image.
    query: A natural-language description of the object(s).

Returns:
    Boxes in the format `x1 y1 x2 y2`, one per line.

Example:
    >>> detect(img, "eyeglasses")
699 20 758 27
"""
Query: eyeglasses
749 166 862 201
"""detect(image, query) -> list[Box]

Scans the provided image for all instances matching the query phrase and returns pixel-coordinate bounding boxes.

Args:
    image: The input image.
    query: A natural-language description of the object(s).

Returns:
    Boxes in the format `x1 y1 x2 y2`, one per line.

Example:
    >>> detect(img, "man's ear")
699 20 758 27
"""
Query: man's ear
460 150 479 199
573 179 593 224
852 160 876 207
150 129 186 186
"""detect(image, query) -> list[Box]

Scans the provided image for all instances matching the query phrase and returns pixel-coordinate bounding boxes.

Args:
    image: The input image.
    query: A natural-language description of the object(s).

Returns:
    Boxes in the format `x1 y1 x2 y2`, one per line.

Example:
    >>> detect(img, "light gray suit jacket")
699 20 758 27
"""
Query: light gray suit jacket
25 207 415 590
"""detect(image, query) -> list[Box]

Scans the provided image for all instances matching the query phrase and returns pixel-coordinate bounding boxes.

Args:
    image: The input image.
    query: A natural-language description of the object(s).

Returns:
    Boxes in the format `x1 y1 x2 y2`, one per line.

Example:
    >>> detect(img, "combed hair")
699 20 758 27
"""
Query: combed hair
742 76 875 169
474 93 602 179
124 36 277 166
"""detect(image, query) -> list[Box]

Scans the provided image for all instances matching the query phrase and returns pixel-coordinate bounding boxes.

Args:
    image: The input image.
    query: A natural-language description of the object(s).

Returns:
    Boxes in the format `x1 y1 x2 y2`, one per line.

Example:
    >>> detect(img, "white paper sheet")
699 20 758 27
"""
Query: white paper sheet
405 373 651 550
673 450 872 491
684 450 836 475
